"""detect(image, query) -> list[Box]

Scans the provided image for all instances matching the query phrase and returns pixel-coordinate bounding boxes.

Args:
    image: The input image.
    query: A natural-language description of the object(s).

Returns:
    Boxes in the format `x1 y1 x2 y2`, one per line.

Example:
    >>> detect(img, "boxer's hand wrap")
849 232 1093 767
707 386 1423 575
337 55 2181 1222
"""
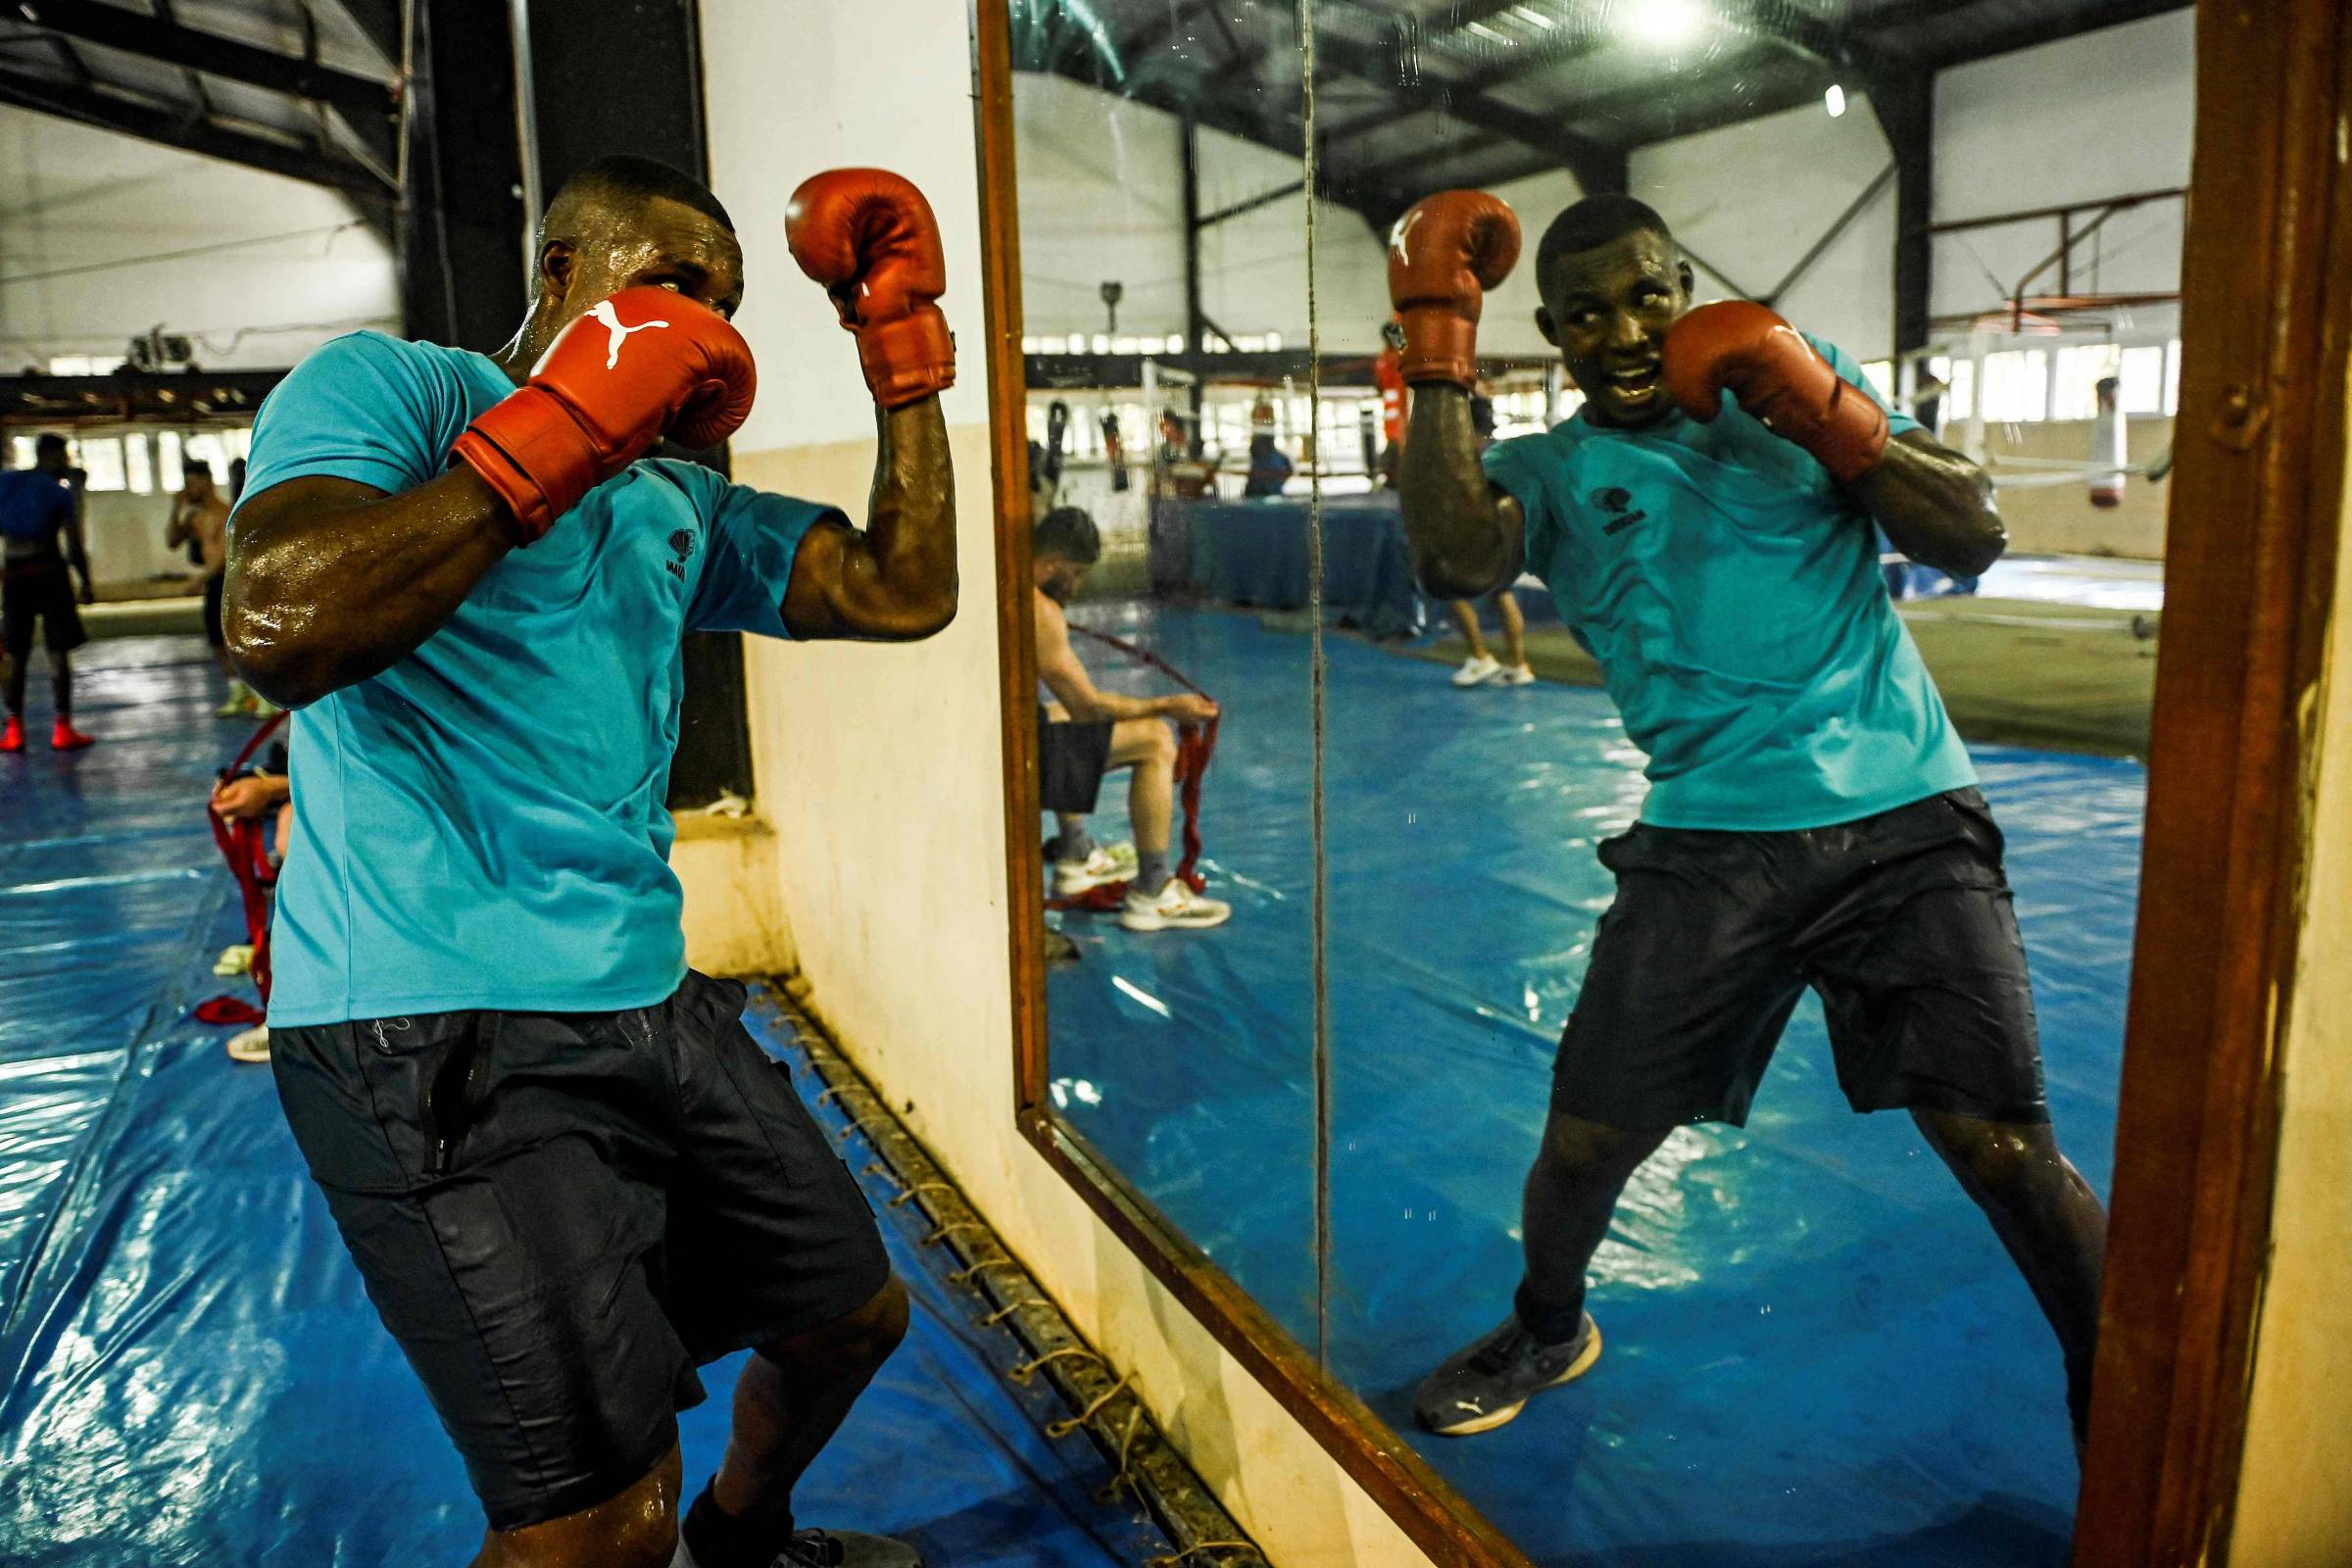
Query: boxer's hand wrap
1663 301 1888 484
1387 190 1522 387
785 169 956 409
453 285 757 542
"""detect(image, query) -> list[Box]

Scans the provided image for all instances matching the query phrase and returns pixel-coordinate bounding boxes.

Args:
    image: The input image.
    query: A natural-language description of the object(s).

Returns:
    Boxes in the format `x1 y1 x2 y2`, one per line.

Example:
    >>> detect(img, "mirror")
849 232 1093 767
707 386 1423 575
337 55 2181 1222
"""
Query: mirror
1009 0 1327 1342
1322 3 2184 1562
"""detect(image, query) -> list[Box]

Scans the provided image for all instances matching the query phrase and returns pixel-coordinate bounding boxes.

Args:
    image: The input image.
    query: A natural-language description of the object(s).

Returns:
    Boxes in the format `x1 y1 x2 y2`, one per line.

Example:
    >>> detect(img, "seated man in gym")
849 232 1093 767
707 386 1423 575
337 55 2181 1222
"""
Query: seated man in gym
1031 506 1229 932
1391 191 2106 1450
1 432 96 753
225 155 956 1568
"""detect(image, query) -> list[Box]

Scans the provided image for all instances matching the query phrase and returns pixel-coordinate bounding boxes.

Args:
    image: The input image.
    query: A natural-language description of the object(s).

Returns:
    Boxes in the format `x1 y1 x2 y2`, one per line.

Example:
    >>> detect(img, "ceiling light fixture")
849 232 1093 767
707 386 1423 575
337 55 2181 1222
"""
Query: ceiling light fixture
1623 0 1709 49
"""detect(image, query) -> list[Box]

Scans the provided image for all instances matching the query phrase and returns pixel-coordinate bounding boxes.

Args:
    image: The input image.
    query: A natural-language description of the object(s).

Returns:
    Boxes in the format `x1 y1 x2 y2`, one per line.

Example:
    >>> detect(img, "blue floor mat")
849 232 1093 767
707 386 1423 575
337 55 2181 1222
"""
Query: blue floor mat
0 637 1164 1568
1048 604 2140 1567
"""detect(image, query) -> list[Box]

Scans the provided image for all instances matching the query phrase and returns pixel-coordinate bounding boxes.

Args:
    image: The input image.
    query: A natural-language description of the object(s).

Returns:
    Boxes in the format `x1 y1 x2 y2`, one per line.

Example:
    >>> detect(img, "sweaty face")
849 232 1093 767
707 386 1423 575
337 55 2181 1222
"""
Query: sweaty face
1537 230 1692 430
553 195 746 332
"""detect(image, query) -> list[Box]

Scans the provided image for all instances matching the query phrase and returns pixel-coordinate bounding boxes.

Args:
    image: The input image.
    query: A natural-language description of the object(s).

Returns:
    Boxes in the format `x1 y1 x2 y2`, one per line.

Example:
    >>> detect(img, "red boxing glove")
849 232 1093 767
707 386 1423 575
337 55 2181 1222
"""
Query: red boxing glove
454 286 756 541
1387 190 1522 387
1663 301 1888 484
786 169 955 408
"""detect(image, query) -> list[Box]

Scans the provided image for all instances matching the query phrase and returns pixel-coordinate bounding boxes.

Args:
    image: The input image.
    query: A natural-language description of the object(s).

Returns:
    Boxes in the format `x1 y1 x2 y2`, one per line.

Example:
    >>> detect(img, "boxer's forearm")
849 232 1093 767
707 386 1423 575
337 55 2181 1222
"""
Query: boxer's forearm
1854 431 2006 579
1400 384 1518 599
782 396 957 641
223 468 515 708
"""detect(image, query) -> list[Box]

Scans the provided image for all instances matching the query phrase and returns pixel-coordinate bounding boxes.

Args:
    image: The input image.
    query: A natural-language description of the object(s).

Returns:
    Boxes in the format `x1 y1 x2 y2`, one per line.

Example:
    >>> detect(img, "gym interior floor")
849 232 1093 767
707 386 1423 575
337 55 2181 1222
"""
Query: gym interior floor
0 639 1177 1566
1047 588 2142 1568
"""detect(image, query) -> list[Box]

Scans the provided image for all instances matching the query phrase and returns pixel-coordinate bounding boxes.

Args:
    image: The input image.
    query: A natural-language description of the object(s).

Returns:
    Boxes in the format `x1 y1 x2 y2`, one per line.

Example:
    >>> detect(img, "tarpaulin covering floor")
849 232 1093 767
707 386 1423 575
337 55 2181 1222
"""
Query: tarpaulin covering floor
1 638 1167 1568
1049 604 2141 1567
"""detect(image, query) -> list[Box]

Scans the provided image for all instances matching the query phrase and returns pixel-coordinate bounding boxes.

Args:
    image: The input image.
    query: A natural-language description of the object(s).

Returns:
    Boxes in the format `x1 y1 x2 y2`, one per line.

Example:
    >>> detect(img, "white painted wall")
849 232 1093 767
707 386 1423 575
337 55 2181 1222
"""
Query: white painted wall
0 105 398 373
1012 74 1393 354
1935 9 2193 338
699 5 1431 1563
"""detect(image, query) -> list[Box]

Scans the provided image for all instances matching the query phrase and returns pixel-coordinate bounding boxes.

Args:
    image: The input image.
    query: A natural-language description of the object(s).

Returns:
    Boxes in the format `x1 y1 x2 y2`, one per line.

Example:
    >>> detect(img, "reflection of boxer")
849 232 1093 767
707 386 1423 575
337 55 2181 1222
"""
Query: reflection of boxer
1395 191 2105 1456
1 432 95 753
226 156 954 1568
1032 507 1229 932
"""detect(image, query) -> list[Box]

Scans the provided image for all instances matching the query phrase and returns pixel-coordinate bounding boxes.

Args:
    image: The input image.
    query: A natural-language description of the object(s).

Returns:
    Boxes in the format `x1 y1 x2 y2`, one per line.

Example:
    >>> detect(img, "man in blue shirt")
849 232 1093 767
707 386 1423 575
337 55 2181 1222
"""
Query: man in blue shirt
1392 192 2107 1453
0 432 97 753
226 157 956 1568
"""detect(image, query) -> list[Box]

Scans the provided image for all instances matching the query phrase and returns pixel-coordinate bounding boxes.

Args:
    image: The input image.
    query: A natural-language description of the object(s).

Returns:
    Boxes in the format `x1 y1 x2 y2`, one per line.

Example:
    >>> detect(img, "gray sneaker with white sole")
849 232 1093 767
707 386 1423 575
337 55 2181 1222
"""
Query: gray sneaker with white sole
1413 1309 1601 1436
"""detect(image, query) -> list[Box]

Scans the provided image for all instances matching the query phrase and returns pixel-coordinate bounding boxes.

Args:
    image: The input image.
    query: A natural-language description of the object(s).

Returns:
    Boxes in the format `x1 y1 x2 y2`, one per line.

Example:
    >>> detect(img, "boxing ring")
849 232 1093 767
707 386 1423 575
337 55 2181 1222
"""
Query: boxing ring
0 639 1168 1567
1048 603 2142 1567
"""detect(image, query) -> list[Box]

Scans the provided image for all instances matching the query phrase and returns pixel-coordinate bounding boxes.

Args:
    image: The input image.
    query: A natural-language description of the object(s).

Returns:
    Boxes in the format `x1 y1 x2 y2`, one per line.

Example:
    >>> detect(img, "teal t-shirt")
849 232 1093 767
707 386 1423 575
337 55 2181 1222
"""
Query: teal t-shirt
1483 334 1975 831
238 330 840 1026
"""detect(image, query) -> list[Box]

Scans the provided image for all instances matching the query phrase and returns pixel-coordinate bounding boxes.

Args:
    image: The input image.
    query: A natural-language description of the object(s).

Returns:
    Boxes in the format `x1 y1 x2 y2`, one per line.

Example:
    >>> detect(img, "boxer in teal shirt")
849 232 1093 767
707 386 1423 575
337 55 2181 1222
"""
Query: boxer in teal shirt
227 156 955 1568
1391 191 2108 1458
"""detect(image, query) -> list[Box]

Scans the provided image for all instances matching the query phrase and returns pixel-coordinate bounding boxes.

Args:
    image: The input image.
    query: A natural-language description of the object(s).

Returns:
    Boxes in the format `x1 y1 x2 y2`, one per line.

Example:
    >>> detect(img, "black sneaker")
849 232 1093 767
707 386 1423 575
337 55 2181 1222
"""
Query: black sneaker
1413 1310 1602 1436
774 1529 924 1568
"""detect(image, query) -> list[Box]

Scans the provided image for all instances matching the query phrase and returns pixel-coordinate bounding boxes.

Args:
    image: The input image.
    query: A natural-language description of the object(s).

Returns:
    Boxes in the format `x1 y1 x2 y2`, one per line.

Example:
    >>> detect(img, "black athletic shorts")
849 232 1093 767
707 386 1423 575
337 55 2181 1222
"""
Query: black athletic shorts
1 560 86 658
1038 707 1115 813
270 971 891 1531
1554 787 2047 1129
202 569 226 649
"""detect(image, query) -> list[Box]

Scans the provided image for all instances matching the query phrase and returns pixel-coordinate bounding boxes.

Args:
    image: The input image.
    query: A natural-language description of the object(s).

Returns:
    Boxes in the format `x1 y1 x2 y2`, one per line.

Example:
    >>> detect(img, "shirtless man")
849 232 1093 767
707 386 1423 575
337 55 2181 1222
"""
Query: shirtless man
1032 507 1228 931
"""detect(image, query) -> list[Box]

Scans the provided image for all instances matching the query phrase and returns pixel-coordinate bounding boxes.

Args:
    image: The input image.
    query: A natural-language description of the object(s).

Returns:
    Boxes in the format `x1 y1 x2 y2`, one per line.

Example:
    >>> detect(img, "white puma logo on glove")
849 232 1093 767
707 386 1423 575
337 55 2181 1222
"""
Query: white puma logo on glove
589 299 669 368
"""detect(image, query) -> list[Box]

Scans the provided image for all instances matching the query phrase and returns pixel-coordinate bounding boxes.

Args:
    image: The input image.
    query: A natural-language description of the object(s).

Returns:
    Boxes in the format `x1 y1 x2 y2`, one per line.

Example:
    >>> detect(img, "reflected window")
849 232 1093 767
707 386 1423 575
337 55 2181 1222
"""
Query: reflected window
125 434 153 494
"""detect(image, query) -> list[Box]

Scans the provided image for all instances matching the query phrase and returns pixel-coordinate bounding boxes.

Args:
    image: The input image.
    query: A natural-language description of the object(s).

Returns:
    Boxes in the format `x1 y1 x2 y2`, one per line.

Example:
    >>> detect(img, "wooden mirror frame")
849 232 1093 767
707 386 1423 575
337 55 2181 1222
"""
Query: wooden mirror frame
971 3 2352 1563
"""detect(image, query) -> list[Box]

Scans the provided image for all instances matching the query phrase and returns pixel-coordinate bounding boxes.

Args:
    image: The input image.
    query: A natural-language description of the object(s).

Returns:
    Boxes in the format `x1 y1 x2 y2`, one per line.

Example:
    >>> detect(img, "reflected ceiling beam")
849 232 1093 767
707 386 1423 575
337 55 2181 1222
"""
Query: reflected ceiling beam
0 62 387 194
1303 7 1626 194
1027 57 1421 226
12 0 400 115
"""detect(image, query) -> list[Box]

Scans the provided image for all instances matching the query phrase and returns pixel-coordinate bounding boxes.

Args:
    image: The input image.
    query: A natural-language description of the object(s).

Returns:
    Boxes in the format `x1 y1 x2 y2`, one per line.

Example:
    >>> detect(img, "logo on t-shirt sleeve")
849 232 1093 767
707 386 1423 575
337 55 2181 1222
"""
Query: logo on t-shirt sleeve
664 527 695 580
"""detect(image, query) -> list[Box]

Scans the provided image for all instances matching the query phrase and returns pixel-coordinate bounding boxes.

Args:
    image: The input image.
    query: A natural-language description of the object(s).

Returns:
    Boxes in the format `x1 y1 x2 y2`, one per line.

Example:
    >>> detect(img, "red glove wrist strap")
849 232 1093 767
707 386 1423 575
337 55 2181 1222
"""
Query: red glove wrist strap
453 387 605 544
858 311 956 409
1396 308 1479 388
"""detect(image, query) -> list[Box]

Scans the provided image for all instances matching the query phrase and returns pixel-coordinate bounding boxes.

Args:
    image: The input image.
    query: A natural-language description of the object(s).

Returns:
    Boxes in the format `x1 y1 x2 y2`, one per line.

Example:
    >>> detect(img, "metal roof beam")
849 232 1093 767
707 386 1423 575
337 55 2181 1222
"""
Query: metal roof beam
0 63 388 194
14 0 399 116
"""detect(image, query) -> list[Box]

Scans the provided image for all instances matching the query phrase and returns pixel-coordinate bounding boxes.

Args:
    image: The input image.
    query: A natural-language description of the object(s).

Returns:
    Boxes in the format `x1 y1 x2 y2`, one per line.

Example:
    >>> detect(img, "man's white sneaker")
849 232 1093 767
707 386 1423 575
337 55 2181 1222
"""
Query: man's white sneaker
1494 662 1537 686
1452 653 1503 687
1053 848 1128 896
1054 846 1124 893
1119 879 1233 931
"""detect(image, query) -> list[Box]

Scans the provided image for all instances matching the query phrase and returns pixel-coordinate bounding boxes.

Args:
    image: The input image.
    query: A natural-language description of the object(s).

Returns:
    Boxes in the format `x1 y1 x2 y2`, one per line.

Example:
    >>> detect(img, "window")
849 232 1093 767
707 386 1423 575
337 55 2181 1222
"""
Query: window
157 431 184 493
6 436 33 469
47 355 98 376
1860 361 1895 403
1945 359 1975 422
2053 344 2123 420
74 437 125 491
2164 338 2182 416
181 432 231 486
1980 350 2048 422
2118 346 2167 415
124 433 153 494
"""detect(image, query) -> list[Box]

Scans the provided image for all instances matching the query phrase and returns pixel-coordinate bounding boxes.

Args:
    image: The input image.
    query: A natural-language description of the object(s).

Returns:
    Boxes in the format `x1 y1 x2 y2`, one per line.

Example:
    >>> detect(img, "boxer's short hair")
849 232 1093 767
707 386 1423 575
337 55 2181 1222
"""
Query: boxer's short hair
1535 194 1677 277
1035 507 1101 565
545 154 733 237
